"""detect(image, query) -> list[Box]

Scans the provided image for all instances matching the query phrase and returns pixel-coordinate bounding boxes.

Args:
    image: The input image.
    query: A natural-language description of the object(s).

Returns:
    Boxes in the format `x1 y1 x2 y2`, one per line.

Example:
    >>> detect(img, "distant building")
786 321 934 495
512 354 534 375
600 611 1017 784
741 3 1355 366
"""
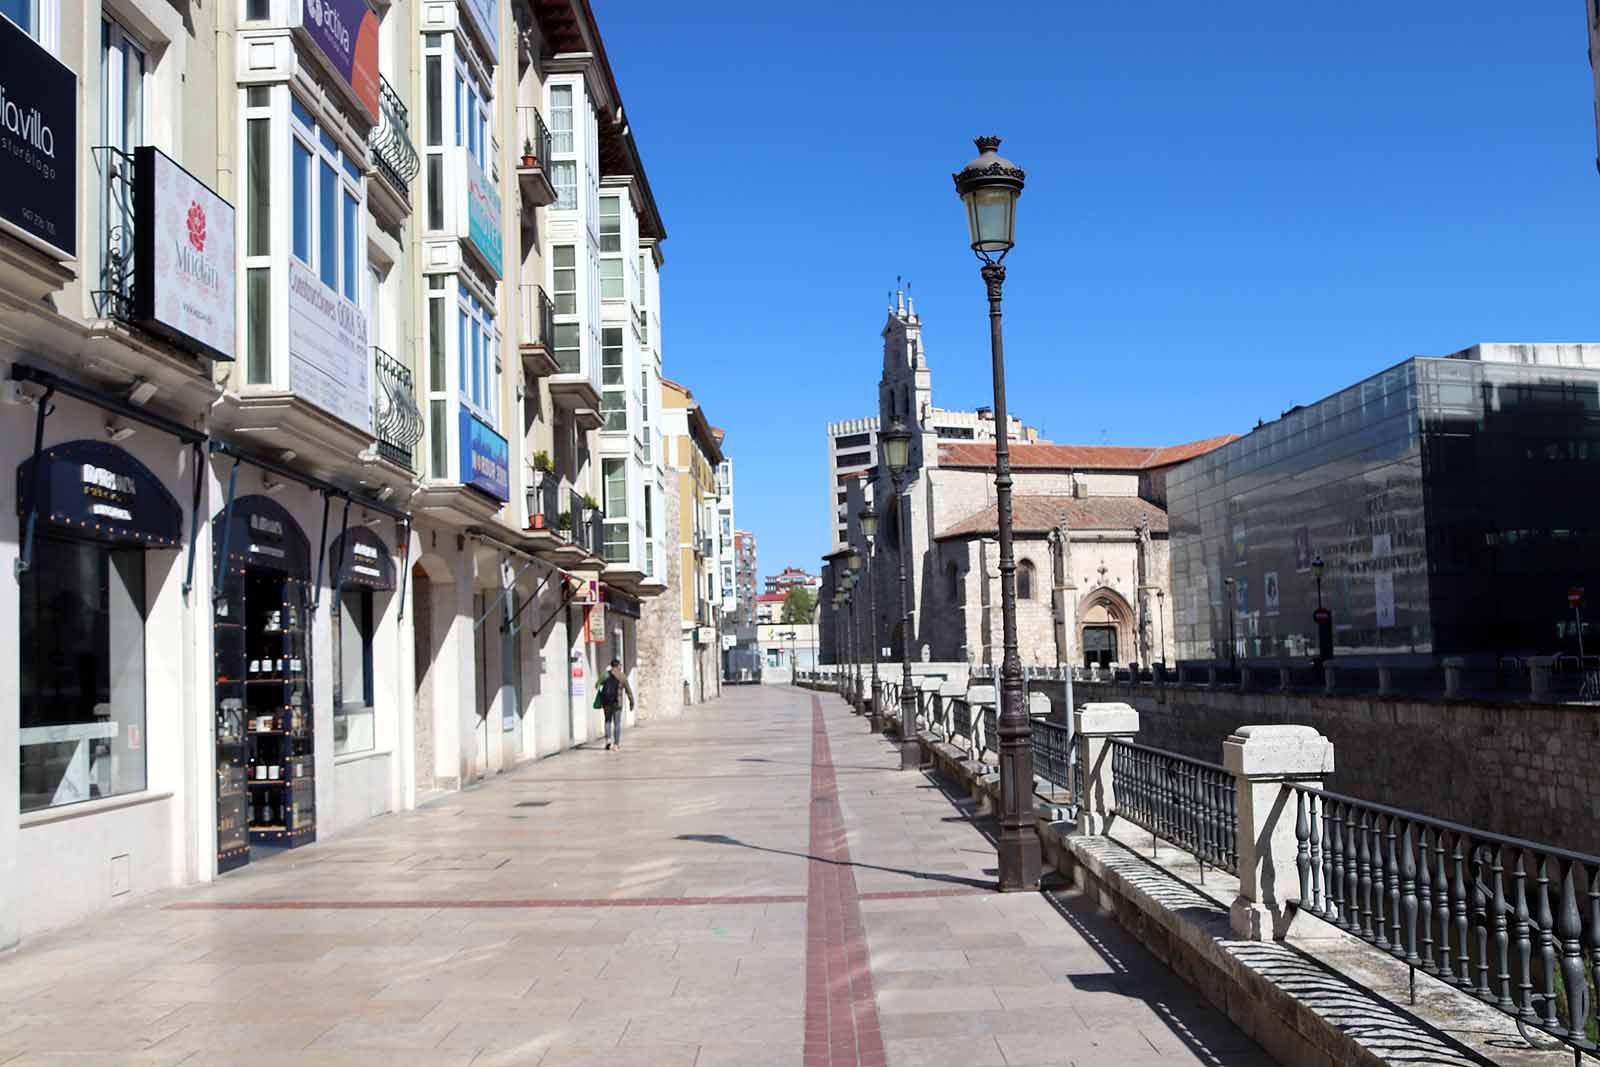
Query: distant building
824 291 1046 548
765 567 822 596
1171 343 1600 668
724 529 761 679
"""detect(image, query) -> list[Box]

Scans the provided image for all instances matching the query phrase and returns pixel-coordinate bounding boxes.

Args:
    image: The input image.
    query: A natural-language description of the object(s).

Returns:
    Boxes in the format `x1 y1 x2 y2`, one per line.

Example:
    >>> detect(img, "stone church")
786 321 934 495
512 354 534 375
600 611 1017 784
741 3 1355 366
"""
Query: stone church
820 292 1235 671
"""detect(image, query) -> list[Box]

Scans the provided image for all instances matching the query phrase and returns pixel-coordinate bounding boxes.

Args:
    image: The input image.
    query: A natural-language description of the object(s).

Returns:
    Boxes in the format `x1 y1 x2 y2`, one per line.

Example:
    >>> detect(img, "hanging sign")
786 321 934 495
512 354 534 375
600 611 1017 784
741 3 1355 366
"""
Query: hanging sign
0 15 75 257
463 151 502 276
17 440 181 547
329 525 395 590
297 0 380 121
133 146 236 361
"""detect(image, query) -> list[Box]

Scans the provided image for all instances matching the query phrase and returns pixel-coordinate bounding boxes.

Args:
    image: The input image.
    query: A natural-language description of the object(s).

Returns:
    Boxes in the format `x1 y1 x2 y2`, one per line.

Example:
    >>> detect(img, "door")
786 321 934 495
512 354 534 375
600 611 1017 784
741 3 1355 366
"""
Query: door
1082 625 1117 668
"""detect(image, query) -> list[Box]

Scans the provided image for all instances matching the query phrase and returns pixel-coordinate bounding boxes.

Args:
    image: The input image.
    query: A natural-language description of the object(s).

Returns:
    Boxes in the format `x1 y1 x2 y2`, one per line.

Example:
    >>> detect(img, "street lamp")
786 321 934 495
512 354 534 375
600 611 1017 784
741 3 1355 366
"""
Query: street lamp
879 419 921 767
841 570 859 708
1312 555 1332 669
1223 576 1237 674
953 136 1038 890
858 507 886 733
1155 588 1166 669
831 585 847 698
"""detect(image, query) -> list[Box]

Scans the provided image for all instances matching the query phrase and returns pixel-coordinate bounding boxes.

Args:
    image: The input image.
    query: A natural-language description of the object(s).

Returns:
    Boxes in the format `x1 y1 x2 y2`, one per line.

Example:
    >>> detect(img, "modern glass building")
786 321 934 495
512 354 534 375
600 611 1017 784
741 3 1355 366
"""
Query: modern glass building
1169 344 1600 665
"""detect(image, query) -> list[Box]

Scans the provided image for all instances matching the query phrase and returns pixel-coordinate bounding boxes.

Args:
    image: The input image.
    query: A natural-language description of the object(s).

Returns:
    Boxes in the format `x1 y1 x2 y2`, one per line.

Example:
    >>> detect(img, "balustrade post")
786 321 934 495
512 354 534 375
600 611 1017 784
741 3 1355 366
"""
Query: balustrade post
1073 701 1140 836
1224 724 1336 940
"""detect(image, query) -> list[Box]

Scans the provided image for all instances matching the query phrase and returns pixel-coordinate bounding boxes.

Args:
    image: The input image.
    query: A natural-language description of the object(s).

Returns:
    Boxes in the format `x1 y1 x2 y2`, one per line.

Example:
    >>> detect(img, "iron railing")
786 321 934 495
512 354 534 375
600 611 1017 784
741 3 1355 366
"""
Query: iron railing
516 106 552 174
1289 786 1600 1055
980 703 998 759
520 283 555 352
917 687 938 734
950 698 974 751
1109 740 1239 876
1032 719 1080 808
373 347 423 470
526 470 561 532
91 146 136 322
369 75 420 198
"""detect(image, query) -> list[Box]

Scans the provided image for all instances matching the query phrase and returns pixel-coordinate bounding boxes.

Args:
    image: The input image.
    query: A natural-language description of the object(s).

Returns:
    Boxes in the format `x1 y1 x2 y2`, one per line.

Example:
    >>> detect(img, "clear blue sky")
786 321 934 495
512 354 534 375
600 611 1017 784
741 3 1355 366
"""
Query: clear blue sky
601 2 1600 583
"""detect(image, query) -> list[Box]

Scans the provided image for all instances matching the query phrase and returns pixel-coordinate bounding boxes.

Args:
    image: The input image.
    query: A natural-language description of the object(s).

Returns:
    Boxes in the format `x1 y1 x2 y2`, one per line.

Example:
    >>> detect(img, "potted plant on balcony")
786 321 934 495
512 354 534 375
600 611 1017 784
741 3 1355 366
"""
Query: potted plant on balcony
527 453 555 530
521 138 536 168
558 510 573 535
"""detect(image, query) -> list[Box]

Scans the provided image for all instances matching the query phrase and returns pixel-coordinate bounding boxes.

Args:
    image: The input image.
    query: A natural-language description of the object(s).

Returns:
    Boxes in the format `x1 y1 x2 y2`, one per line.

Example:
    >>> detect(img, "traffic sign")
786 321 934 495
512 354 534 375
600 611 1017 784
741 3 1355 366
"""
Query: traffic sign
1313 608 1331 624
1571 587 1585 609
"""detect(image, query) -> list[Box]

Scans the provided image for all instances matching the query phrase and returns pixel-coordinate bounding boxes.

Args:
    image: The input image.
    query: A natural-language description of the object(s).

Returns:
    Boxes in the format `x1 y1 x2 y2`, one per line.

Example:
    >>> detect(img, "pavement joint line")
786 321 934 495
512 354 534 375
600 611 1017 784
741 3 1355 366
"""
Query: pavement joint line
802 694 888 1067
163 894 811 910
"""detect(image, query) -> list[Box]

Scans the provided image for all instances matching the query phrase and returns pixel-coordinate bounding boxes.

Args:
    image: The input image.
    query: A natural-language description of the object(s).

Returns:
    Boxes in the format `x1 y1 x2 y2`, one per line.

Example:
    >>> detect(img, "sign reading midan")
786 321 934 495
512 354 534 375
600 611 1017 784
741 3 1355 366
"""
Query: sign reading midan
135 147 236 360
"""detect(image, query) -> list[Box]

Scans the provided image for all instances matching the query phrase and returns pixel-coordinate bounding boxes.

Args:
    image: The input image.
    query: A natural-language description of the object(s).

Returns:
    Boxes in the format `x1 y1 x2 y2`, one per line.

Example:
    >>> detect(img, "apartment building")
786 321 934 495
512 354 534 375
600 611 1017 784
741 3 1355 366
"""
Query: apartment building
0 0 681 947
662 379 724 703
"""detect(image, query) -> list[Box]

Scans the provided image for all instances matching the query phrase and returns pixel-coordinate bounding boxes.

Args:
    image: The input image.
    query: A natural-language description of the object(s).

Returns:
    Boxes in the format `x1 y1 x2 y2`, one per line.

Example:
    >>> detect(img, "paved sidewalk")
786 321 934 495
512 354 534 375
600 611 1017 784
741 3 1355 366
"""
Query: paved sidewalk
0 685 1274 1066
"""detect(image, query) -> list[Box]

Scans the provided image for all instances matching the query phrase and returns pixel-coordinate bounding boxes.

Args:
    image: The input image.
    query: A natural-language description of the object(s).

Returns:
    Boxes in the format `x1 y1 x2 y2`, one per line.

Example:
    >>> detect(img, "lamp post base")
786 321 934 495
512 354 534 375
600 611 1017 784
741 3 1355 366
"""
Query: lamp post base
899 737 922 770
996 830 1042 892
868 711 885 733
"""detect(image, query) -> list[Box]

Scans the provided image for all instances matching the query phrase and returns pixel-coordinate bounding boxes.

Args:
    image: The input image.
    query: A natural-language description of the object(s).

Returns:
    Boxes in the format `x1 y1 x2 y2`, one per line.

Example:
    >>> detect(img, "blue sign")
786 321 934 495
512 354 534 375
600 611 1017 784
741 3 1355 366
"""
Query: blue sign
459 408 508 500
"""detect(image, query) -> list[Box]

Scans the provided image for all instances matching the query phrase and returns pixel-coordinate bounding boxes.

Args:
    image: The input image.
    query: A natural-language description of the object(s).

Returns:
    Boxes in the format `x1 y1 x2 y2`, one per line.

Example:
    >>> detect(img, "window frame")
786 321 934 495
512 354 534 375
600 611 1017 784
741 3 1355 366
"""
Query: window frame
289 95 366 305
600 326 625 432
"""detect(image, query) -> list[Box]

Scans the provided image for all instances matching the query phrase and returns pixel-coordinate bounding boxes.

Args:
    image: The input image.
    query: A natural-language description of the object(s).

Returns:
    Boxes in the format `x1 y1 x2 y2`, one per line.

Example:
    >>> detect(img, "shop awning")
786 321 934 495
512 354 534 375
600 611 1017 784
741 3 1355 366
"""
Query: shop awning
16 439 183 547
328 525 396 590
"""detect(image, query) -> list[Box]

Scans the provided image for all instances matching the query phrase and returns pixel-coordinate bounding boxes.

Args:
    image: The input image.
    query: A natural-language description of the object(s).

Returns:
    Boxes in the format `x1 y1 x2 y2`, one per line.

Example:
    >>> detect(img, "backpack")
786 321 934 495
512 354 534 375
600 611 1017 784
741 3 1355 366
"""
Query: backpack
599 673 621 707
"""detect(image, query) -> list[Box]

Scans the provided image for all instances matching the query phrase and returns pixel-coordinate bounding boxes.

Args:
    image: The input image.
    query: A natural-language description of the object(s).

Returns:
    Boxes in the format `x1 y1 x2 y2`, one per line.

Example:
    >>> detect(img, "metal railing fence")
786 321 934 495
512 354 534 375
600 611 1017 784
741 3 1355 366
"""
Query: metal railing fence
1109 739 1239 877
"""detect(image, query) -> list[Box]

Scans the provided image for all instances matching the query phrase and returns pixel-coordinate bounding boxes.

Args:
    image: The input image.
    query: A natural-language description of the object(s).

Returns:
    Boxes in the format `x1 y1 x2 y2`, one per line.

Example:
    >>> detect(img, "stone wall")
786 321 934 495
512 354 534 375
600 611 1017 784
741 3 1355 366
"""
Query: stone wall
1073 679 1600 855
635 469 684 722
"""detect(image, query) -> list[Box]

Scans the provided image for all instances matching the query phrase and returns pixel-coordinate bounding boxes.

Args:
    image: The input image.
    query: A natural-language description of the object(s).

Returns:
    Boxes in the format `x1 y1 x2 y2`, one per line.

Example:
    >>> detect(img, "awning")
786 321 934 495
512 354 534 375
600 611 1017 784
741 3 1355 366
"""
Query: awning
16 439 183 548
212 495 311 577
328 525 396 590
603 584 641 619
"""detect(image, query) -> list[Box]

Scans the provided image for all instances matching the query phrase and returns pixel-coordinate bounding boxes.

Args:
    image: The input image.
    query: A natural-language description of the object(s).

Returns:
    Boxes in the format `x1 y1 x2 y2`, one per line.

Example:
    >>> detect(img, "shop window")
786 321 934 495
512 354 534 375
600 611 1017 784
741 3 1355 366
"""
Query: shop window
333 589 375 755
19 536 147 811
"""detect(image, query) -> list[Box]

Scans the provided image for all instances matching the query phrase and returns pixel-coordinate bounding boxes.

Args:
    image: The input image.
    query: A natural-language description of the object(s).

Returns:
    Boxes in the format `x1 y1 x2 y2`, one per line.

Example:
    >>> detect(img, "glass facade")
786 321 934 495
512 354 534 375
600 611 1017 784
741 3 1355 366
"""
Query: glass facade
1170 355 1600 664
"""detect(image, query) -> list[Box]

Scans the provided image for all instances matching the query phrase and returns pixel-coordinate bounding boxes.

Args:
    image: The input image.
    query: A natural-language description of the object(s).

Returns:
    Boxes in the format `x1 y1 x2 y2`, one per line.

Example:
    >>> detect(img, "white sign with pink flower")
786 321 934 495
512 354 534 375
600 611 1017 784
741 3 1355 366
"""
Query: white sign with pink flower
137 147 236 360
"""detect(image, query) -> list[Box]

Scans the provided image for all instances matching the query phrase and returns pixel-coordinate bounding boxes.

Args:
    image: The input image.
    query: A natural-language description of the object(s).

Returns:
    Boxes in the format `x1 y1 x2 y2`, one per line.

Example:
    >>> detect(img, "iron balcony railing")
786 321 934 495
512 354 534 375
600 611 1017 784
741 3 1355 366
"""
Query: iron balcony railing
1109 739 1239 877
516 106 552 174
519 283 555 351
1289 786 1600 1056
369 75 420 199
526 470 561 533
91 146 136 322
372 347 423 470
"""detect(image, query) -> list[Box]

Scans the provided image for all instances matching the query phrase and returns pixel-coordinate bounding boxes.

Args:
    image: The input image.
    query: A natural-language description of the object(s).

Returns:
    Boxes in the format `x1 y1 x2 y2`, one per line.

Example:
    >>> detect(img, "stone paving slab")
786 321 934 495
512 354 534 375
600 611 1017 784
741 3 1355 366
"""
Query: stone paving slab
0 684 1276 1065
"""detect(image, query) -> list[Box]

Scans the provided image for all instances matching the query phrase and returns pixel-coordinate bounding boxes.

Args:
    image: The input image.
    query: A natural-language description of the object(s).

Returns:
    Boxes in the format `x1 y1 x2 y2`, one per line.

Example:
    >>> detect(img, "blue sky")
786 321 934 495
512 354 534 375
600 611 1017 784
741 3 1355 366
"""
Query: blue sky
601 2 1600 582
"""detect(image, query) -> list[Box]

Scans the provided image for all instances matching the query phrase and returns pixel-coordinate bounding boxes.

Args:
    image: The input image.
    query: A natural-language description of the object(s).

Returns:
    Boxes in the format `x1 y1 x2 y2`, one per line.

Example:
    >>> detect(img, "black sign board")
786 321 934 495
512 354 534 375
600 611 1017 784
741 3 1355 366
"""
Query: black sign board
213 495 310 577
0 15 76 257
17 439 181 546
603 585 641 619
329 526 396 590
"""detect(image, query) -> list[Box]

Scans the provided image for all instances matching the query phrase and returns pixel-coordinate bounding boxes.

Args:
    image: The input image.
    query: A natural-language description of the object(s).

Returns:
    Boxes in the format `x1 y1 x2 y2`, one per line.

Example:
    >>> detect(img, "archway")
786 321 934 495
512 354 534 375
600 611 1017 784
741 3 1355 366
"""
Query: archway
1077 587 1136 669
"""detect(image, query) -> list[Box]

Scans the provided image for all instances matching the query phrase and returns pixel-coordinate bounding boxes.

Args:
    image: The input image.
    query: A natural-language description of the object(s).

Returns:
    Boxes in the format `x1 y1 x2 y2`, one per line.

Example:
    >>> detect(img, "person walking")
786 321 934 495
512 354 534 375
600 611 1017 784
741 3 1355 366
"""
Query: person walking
599 658 634 751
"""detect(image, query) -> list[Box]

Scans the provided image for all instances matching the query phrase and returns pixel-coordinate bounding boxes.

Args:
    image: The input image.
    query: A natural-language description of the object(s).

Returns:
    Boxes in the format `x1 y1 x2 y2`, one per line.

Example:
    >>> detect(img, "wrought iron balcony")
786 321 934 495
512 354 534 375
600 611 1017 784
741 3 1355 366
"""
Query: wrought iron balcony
373 346 423 470
518 283 557 377
369 75 420 200
526 468 562 533
515 106 555 207
91 146 136 322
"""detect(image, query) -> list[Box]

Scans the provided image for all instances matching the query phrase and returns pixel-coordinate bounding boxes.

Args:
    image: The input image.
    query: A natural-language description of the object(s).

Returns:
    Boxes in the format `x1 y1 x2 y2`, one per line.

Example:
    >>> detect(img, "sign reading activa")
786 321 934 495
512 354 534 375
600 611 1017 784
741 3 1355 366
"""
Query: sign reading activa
288 257 371 433
298 0 380 121
457 408 509 500
0 14 75 257
133 147 236 360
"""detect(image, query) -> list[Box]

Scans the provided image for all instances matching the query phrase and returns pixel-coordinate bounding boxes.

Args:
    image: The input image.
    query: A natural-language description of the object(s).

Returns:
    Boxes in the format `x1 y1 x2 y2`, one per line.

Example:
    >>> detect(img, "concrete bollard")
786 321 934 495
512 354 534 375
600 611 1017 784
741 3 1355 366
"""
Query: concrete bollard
1074 702 1140 836
1443 657 1463 698
1225 724 1336 941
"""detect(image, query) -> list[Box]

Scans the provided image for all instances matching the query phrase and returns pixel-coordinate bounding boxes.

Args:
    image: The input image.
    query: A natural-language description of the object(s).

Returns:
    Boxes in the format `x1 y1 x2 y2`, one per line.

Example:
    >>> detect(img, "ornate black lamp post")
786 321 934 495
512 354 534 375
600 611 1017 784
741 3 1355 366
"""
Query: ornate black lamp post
856 510 885 733
953 136 1039 890
1224 576 1237 673
832 585 847 698
842 571 860 708
1312 555 1333 669
879 418 921 768
1155 588 1166 669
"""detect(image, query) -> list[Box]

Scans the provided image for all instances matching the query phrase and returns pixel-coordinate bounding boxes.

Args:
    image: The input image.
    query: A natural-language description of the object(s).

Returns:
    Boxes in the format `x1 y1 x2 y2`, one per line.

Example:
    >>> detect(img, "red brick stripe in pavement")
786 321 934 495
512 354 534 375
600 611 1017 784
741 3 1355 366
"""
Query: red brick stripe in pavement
166 886 978 912
804 694 887 1067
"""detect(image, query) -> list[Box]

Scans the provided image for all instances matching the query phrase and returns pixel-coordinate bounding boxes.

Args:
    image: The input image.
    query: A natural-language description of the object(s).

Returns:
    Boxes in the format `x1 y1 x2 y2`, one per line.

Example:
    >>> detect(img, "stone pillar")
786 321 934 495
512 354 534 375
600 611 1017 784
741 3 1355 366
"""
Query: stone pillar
1073 701 1140 836
1225 725 1336 940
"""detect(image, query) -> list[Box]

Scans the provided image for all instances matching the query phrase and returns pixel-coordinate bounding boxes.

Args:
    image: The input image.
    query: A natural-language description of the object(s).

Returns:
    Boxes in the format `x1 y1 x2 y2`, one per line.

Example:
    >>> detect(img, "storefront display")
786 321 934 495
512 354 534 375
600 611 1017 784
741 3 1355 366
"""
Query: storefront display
212 495 314 872
328 524 395 755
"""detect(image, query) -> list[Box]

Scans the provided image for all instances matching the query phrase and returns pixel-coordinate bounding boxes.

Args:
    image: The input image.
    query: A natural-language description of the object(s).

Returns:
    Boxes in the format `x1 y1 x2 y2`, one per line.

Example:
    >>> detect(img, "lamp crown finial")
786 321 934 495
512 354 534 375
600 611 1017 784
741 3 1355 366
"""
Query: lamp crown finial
974 135 1002 153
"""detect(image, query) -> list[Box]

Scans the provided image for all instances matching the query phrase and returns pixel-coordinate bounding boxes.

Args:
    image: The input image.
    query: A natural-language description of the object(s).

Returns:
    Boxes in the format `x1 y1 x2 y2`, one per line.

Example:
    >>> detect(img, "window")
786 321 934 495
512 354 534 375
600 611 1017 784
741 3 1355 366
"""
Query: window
424 45 444 230
600 327 625 431
554 323 580 375
639 368 651 456
643 486 654 575
333 589 374 755
458 281 497 424
20 537 146 812
549 84 573 153
2 0 37 34
245 86 272 383
426 275 448 478
600 195 621 252
455 59 490 169
602 458 628 563
599 258 623 301
1017 559 1035 600
552 161 576 210
552 245 576 314
291 97 364 299
99 20 146 314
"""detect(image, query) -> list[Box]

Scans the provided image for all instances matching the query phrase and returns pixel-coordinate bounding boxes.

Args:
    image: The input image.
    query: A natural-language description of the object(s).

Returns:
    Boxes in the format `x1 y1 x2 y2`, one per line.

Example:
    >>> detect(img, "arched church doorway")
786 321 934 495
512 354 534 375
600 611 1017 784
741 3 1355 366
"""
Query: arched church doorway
1083 626 1117 668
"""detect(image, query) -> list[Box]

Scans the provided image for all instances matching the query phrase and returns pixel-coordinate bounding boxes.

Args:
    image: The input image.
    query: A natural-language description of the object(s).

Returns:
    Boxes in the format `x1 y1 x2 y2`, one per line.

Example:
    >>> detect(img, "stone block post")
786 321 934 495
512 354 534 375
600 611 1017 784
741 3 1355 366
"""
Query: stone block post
1073 701 1140 836
1225 725 1336 941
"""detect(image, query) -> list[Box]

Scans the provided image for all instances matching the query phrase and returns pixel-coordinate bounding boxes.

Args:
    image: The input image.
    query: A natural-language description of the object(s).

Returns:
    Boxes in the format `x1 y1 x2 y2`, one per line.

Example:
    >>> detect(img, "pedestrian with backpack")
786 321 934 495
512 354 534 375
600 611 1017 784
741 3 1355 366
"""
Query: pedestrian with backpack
597 658 634 751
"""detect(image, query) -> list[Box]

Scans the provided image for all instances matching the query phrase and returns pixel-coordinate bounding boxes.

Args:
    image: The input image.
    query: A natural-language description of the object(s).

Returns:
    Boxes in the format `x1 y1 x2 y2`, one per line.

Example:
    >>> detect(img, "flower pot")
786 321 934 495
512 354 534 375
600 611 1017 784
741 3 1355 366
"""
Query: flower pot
521 155 536 168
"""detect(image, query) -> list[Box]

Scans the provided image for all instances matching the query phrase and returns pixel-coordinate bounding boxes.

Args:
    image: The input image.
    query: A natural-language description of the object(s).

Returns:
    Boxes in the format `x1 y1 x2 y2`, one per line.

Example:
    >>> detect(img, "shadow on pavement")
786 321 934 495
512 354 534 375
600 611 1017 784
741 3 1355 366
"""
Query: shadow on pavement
673 833 993 890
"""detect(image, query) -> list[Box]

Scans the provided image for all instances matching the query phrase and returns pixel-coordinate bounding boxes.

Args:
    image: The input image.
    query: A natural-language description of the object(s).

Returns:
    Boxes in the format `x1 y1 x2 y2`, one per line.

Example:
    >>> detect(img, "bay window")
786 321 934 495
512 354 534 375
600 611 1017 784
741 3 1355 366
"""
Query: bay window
600 196 620 252
552 161 576 210
424 38 444 230
602 458 628 563
601 327 625 432
550 85 573 152
458 280 497 424
291 97 364 303
600 258 623 301
552 245 576 313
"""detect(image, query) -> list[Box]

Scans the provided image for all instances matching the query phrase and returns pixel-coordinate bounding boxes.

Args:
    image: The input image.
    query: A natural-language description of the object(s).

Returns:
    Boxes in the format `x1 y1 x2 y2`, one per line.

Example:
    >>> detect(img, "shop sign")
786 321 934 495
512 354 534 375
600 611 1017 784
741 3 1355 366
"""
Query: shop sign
458 0 497 56
603 586 641 619
213 495 311 576
0 15 75 257
16 440 181 547
298 0 380 120
457 407 508 500
329 525 395 590
463 151 502 276
288 257 371 432
133 147 236 361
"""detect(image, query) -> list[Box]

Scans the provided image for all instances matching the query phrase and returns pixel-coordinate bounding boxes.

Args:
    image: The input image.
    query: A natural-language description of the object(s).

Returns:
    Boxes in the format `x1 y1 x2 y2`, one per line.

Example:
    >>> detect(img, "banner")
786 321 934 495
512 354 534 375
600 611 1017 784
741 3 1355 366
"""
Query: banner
463 150 502 276
299 0 380 120
134 147 236 360
0 15 75 256
288 257 371 432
